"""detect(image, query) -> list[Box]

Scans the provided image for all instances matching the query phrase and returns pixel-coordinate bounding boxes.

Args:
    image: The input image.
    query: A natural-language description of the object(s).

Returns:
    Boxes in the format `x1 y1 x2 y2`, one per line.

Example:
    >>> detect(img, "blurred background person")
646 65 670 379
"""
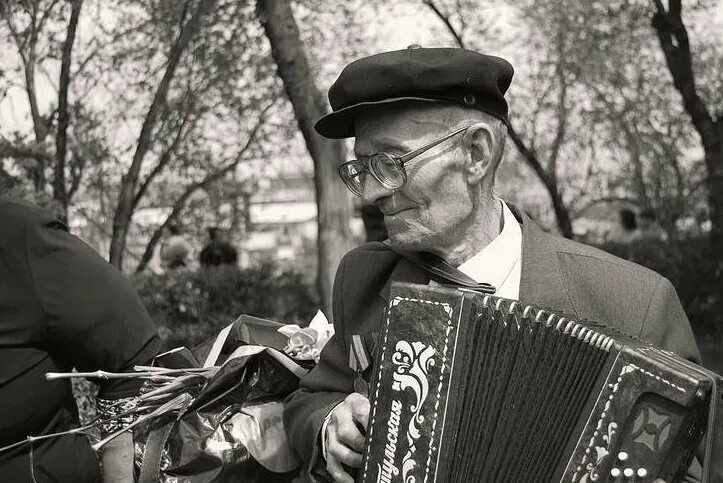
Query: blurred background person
639 209 669 242
160 224 192 270
200 227 238 268
606 208 642 244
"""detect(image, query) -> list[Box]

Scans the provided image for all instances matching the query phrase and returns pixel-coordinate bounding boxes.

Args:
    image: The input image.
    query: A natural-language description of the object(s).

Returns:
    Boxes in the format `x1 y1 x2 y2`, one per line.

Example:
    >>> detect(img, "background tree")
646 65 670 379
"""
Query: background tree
108 0 217 269
0 0 91 219
1 0 282 271
422 0 578 237
257 0 354 315
565 1 708 236
651 0 723 314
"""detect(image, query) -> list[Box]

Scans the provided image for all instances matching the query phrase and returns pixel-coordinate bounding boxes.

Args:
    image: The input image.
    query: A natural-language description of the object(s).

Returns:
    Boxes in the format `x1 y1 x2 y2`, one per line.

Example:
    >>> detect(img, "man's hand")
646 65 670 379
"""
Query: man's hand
325 392 370 483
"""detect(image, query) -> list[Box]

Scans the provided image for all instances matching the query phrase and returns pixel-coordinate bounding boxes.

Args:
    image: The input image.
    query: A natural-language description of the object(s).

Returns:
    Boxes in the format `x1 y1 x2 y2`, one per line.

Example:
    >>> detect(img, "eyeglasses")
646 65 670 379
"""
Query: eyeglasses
338 126 470 197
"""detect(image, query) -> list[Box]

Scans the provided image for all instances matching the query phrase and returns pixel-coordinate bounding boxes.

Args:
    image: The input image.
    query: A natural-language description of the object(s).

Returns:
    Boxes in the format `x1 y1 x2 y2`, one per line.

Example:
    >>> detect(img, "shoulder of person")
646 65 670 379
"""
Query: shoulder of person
340 241 398 263
560 236 663 281
335 242 403 294
0 198 67 245
535 229 666 287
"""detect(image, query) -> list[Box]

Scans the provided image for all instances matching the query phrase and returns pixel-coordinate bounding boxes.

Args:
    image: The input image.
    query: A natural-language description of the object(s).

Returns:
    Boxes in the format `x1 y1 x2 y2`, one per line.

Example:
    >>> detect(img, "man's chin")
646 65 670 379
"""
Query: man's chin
386 232 426 252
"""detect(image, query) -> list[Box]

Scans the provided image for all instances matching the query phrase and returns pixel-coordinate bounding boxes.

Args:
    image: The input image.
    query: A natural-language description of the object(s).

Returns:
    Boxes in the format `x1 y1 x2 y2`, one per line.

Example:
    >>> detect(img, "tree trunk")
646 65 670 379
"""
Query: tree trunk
508 123 574 237
652 0 723 319
109 0 216 270
257 0 353 316
53 0 83 219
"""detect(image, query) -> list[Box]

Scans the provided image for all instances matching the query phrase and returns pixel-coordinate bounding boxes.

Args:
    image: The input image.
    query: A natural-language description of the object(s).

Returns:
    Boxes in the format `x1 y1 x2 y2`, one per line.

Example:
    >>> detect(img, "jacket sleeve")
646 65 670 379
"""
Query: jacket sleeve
639 277 701 364
26 211 161 399
284 252 356 476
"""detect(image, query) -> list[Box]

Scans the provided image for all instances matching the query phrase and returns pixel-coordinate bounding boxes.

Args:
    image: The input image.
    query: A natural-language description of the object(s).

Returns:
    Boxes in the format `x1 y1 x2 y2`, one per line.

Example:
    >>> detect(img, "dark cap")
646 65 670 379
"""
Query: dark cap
315 46 514 139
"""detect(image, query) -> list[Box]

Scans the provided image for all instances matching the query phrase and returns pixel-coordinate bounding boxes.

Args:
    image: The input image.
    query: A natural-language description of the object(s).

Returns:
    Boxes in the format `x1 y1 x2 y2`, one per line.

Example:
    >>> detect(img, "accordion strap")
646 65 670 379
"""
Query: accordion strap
383 241 495 294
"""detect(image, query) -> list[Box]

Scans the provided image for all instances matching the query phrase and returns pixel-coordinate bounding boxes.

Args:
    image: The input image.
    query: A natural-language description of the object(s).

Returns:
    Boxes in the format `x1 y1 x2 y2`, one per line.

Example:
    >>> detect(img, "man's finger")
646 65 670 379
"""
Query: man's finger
326 452 354 483
336 418 366 453
327 431 363 467
349 395 370 430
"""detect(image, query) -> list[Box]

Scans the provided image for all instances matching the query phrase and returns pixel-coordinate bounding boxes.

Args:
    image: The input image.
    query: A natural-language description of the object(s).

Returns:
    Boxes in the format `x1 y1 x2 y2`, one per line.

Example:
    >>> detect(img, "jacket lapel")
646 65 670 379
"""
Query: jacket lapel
510 205 578 317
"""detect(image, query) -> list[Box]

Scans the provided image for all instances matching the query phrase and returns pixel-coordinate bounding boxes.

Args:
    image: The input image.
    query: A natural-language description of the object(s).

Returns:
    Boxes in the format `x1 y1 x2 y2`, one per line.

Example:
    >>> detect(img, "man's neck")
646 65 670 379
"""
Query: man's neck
430 196 504 267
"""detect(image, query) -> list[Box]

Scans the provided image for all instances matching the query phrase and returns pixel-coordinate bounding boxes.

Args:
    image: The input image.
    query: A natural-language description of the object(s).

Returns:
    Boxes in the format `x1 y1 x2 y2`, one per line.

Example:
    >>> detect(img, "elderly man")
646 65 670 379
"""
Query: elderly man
283 46 701 482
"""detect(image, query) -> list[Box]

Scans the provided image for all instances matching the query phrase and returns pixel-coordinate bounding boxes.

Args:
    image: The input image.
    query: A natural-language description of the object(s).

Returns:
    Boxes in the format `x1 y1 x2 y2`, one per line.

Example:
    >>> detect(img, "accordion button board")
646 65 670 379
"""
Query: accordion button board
358 282 721 483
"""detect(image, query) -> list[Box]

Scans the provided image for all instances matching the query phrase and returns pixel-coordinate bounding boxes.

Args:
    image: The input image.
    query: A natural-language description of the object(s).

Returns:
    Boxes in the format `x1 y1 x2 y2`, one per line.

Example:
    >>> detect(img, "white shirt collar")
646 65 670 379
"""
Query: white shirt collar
456 199 522 300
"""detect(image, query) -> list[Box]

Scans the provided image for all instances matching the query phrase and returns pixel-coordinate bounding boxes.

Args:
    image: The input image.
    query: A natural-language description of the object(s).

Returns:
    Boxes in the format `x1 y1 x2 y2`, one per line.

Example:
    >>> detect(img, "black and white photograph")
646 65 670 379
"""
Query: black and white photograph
0 0 722 481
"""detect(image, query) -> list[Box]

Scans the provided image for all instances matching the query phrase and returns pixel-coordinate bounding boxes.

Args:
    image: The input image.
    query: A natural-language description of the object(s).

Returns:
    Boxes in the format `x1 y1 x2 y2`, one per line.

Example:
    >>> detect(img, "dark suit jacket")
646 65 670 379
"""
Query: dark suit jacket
283 206 701 477
0 199 161 482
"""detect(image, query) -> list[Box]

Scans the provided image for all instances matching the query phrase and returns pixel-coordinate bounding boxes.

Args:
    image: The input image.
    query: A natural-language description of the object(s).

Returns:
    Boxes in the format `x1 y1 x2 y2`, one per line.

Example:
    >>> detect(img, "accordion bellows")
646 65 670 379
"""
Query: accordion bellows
359 283 719 483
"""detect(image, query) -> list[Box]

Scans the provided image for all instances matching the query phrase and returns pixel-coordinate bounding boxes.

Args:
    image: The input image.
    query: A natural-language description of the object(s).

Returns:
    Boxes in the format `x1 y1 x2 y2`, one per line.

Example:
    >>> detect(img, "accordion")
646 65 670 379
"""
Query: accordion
359 283 722 483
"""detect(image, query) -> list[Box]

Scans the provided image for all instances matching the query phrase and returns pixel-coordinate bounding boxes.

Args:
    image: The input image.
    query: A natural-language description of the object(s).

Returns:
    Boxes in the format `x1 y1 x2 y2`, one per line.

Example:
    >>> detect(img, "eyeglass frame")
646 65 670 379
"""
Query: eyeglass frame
338 125 471 197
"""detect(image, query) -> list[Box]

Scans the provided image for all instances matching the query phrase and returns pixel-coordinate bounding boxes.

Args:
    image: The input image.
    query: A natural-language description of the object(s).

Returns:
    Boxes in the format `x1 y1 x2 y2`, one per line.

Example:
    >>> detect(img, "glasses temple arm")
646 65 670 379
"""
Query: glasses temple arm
398 126 469 163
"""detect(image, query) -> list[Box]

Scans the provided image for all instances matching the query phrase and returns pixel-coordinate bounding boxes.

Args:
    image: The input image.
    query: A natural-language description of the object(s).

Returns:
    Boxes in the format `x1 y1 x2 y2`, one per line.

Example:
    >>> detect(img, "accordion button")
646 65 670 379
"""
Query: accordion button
610 468 621 477
624 468 634 477
638 468 648 477
618 451 629 461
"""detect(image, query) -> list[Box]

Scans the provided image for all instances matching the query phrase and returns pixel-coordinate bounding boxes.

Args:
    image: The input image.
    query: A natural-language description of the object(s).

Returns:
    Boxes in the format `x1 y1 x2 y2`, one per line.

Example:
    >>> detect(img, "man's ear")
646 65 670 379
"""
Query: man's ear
464 123 495 185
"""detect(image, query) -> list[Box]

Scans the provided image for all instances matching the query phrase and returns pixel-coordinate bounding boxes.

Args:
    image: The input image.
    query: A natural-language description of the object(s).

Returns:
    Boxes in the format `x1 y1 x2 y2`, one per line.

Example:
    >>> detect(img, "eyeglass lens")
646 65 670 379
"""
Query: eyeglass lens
370 154 405 188
342 154 406 196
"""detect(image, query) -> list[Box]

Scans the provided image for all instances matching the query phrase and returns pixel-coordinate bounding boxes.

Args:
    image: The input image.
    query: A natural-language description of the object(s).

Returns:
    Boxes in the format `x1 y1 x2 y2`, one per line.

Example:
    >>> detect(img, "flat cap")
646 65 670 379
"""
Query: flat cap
315 46 514 139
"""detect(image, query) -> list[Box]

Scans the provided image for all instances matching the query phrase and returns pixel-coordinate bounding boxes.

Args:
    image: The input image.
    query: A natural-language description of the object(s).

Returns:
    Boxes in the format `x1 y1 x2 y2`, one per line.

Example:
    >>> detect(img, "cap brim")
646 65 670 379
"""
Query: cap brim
314 97 446 139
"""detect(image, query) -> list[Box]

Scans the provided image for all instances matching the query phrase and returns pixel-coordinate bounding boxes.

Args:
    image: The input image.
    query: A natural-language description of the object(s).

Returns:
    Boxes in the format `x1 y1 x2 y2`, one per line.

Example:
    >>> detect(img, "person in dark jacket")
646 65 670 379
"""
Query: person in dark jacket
0 198 160 482
199 227 238 268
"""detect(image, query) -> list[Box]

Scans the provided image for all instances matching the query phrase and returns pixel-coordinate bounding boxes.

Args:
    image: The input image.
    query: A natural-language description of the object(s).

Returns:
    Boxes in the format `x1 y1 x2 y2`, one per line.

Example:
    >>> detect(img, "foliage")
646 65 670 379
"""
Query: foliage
0 0 284 270
599 236 720 336
133 264 318 350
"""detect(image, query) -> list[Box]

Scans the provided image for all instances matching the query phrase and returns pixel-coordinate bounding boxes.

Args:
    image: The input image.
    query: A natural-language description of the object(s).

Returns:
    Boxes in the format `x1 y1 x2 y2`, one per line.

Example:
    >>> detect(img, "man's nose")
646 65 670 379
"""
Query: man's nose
360 172 394 205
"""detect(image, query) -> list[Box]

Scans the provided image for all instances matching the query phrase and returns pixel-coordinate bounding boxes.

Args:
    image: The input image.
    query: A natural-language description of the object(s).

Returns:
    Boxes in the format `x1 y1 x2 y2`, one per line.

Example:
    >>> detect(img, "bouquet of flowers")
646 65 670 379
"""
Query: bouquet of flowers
2 311 334 482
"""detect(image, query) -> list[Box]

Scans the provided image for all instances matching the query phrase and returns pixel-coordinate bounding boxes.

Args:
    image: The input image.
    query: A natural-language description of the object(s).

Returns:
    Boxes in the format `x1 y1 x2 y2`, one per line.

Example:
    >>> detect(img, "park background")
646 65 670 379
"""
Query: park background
1 0 722 374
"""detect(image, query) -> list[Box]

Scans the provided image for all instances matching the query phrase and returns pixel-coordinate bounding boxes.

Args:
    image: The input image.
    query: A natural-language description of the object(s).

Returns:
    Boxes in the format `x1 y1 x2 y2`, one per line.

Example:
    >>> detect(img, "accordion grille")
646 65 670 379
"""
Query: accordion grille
447 298 610 482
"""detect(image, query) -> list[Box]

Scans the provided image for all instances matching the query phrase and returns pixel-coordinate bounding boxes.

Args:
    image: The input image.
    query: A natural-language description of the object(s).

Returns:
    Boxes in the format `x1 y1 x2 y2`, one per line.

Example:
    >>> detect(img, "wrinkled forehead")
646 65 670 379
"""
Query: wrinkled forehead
352 102 452 157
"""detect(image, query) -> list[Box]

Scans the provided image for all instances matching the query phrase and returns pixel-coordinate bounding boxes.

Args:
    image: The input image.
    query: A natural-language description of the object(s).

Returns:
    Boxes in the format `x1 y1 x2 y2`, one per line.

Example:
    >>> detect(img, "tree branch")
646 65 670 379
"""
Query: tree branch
54 0 83 211
109 0 218 268
131 110 194 212
422 0 465 48
547 31 569 175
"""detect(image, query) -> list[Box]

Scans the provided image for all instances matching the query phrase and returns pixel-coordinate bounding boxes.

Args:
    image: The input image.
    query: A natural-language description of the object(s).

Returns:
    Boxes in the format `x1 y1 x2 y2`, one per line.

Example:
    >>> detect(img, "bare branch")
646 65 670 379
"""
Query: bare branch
132 110 195 211
109 0 218 268
422 0 465 48
54 0 84 211
546 26 571 178
36 0 61 34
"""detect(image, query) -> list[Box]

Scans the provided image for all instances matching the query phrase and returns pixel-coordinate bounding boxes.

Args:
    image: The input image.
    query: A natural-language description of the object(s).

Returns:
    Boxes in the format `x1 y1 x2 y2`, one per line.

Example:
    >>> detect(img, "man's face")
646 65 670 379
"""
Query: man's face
353 105 479 252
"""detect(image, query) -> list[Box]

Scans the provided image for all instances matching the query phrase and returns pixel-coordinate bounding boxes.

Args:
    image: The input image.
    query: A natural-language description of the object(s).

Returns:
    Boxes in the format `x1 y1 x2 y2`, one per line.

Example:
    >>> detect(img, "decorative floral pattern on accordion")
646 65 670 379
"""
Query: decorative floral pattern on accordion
579 421 617 482
390 340 437 483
